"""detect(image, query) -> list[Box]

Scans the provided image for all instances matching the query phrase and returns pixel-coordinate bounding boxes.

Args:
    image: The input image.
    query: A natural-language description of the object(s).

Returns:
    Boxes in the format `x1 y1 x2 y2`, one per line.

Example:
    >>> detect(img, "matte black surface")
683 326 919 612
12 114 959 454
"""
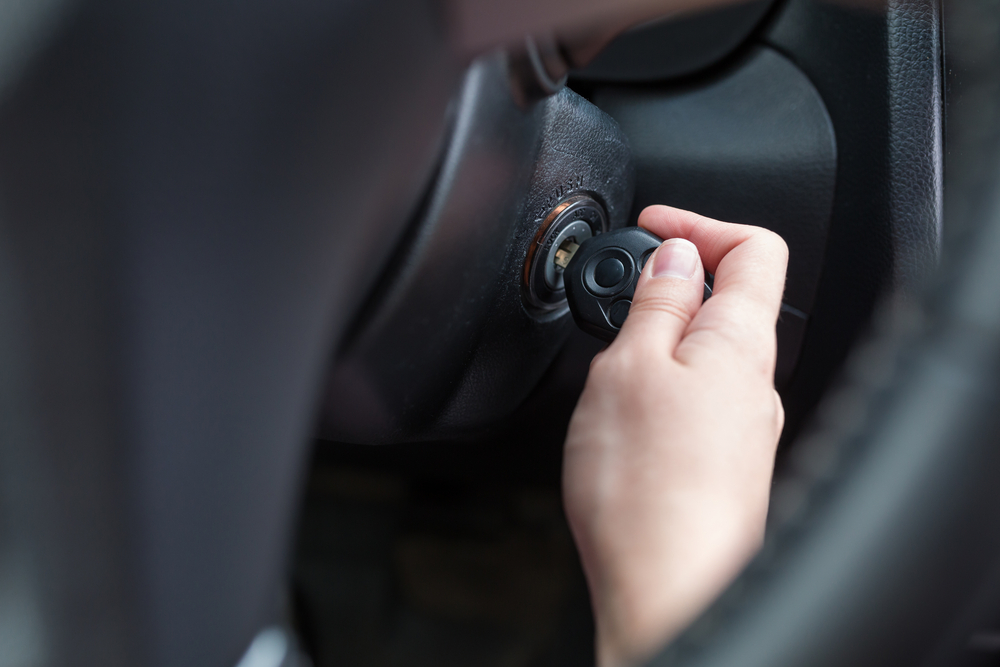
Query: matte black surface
592 47 836 316
292 455 594 667
775 309 808 390
318 58 634 444
763 0 943 441
574 1 775 82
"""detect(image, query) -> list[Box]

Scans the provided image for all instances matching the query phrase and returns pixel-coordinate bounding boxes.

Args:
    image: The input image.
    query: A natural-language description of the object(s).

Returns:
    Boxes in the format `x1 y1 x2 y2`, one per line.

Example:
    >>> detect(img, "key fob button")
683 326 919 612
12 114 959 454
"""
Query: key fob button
608 300 631 328
640 248 655 271
565 227 663 342
594 258 625 287
584 248 634 297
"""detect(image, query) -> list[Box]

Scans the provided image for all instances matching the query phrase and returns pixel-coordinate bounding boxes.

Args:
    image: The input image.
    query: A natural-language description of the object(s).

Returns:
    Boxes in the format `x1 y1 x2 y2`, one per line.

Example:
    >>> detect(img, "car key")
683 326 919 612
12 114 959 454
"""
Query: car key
561 227 712 342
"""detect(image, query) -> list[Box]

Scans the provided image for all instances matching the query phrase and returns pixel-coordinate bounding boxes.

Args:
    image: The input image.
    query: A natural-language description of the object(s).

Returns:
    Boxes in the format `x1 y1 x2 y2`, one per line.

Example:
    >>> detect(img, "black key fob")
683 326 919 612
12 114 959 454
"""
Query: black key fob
563 227 711 342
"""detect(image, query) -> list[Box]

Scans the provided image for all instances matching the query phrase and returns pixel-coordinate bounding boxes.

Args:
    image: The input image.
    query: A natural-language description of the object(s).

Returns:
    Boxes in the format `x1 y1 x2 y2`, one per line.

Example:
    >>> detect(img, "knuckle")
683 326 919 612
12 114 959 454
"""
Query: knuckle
753 227 789 265
702 325 777 377
590 343 644 383
629 293 694 326
751 346 779 380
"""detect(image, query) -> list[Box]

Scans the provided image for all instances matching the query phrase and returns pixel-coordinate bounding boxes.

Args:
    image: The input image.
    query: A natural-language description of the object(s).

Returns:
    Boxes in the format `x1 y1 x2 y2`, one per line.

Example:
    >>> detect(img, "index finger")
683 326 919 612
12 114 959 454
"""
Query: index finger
637 205 789 365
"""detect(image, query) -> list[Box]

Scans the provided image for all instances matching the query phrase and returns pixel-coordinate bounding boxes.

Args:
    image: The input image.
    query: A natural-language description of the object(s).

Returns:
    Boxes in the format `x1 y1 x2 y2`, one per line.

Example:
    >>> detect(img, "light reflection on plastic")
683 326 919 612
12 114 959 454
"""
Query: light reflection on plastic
235 627 288 667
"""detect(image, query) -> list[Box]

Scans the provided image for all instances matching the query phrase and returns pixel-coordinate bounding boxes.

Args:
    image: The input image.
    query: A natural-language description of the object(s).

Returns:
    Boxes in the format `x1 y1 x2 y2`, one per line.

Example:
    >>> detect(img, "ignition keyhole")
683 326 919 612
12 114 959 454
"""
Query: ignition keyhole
523 194 607 312
553 237 581 271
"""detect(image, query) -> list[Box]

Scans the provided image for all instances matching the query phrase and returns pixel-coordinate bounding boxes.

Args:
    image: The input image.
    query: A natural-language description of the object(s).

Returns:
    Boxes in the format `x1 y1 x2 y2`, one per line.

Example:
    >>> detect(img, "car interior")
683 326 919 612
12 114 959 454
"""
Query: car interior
3 0 1000 666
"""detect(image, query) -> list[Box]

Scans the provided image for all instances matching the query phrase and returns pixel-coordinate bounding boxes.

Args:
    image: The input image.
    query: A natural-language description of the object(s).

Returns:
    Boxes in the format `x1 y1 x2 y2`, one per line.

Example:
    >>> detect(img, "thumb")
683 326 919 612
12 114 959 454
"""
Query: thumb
614 238 705 352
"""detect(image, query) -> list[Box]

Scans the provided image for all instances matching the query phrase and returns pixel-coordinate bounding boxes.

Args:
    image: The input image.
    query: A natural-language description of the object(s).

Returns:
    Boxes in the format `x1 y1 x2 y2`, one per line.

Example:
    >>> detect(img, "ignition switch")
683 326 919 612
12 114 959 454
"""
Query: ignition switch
523 194 607 311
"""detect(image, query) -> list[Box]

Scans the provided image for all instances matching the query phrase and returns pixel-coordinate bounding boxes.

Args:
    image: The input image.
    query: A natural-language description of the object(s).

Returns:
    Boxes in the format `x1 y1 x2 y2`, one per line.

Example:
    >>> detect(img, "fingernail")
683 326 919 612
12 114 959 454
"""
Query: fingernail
652 239 699 280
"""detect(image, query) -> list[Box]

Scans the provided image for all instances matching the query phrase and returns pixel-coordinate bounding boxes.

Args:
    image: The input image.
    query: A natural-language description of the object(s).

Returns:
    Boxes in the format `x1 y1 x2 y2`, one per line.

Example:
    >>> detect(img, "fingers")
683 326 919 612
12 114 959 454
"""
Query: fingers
613 238 705 353
637 206 788 367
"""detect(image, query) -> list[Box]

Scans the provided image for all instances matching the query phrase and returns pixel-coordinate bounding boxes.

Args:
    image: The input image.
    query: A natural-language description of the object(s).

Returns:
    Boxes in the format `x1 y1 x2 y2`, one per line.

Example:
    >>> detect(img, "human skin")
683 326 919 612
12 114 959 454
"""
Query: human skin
562 205 789 667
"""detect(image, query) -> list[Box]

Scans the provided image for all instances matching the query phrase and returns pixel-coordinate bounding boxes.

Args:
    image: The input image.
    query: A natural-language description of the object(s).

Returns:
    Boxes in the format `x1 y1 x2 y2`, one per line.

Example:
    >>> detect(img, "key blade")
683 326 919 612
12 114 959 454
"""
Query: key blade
553 240 580 270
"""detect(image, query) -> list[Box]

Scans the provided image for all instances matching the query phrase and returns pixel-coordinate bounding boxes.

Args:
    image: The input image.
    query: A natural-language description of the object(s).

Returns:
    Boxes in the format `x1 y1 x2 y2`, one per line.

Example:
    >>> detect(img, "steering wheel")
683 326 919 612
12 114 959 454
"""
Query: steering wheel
0 0 997 666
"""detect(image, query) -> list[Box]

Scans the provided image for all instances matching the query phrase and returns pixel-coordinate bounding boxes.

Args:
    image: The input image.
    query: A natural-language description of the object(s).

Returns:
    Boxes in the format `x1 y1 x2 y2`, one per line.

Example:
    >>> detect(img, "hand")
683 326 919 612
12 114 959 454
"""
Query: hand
562 206 789 667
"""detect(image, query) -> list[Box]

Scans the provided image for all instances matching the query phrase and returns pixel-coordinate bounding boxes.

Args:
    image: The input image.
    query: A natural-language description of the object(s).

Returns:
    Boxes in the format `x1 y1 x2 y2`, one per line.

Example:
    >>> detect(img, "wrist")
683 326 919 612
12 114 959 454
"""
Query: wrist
587 508 767 667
